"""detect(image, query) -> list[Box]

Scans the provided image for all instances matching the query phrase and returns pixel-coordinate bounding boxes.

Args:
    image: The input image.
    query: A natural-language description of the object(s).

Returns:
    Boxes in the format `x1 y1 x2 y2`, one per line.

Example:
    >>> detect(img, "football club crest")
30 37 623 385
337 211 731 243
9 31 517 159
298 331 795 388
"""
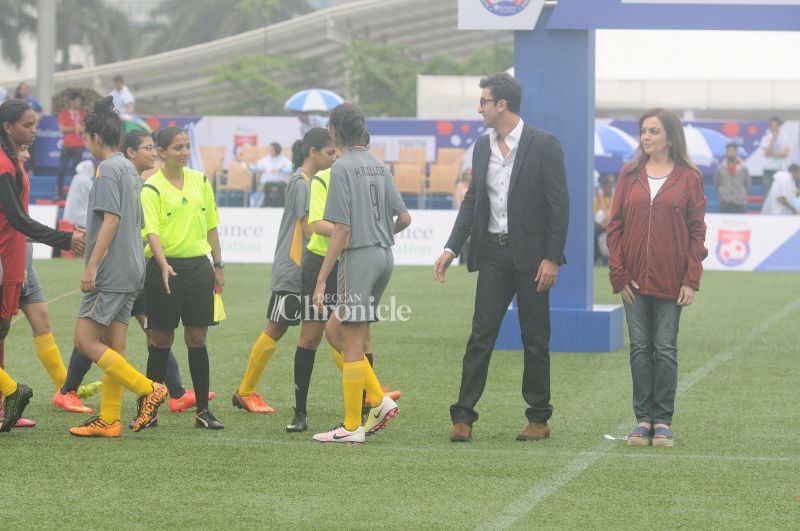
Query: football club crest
716 228 750 267
480 0 532 16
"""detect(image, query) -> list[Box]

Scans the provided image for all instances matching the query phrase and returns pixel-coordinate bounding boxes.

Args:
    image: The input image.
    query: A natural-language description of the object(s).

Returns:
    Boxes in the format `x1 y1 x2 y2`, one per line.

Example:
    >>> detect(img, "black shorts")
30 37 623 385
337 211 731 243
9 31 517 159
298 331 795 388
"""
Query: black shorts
130 289 147 317
300 249 338 322
267 291 302 327
145 256 215 329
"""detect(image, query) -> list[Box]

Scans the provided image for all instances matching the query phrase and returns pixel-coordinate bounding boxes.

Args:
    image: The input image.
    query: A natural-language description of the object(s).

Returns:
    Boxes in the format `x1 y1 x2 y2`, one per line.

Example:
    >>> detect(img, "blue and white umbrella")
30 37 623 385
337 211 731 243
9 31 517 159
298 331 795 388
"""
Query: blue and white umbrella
595 122 638 174
284 88 344 112
683 125 748 169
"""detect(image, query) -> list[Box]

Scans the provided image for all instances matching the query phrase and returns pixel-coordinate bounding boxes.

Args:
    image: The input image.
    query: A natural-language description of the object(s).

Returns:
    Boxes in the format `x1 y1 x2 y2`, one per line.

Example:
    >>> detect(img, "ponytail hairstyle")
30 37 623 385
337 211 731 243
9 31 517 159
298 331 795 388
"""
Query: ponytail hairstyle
84 96 122 148
0 98 33 184
328 103 367 148
291 127 331 170
121 129 151 159
626 107 699 176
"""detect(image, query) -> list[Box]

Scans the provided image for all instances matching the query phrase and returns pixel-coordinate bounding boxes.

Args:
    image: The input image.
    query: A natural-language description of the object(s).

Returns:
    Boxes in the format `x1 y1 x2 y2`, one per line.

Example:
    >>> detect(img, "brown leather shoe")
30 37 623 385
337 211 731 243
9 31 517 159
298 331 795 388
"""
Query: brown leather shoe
449 422 472 442
516 421 551 441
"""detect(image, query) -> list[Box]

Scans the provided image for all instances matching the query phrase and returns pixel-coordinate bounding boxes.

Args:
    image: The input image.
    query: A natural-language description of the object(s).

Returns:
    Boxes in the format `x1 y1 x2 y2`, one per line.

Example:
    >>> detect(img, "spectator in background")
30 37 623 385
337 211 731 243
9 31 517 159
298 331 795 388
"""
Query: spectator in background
713 142 751 214
62 160 95 228
109 75 135 114
594 173 615 265
250 142 292 207
0 87 7 102
14 83 42 116
759 116 790 195
761 163 800 215
56 91 86 199
15 83 42 174
297 112 326 138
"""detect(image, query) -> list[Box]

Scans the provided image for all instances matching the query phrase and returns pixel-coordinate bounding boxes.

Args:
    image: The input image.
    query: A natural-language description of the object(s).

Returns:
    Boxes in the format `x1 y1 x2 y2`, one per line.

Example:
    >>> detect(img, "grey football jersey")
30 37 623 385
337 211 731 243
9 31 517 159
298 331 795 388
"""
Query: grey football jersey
323 149 406 249
270 170 310 292
85 153 145 292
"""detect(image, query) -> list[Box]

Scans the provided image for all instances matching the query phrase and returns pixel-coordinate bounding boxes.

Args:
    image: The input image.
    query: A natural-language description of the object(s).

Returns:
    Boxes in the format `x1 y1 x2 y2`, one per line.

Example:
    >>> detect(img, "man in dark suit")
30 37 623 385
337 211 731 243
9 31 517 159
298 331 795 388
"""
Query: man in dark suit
433 73 569 442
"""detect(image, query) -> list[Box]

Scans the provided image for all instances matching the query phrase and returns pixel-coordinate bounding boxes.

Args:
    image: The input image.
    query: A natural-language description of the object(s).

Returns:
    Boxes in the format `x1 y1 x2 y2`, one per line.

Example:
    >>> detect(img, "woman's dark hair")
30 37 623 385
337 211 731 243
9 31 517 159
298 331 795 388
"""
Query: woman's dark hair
626 108 699 176
85 96 122 148
0 99 33 182
153 126 186 151
479 72 521 114
329 103 367 148
121 129 152 159
291 127 331 169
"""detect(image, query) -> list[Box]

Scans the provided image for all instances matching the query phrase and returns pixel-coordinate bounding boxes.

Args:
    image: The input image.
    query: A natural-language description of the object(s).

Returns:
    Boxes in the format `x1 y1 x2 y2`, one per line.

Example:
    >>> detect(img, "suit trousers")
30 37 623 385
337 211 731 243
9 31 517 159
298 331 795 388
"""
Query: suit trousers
450 239 553 425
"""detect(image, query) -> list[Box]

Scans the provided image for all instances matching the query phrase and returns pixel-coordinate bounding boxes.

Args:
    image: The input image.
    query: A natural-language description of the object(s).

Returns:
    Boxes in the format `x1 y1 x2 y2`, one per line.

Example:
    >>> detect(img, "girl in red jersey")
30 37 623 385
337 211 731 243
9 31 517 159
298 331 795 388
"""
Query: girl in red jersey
0 99 85 431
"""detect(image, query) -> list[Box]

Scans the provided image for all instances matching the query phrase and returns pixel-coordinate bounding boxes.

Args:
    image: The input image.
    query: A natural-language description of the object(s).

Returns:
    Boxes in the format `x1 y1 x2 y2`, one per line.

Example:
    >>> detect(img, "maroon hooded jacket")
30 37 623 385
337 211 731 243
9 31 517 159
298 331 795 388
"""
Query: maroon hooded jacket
607 163 708 301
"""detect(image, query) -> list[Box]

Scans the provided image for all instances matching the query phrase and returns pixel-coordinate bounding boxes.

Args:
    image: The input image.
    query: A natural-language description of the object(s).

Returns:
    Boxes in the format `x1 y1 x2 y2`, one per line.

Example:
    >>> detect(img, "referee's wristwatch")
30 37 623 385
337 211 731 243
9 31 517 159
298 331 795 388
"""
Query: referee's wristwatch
214 261 225 270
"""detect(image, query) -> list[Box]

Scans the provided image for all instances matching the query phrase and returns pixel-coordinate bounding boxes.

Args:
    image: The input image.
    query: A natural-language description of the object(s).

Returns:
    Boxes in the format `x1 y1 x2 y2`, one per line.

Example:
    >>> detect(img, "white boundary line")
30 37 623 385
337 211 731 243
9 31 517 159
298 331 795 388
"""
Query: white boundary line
10 288 81 326
478 297 800 530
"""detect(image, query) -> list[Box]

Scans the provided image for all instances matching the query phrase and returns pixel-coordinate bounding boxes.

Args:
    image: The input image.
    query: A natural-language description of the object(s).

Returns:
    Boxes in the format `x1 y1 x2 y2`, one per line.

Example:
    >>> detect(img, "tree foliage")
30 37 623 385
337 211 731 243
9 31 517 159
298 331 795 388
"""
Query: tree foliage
147 0 311 54
56 0 136 70
0 0 37 68
207 54 321 115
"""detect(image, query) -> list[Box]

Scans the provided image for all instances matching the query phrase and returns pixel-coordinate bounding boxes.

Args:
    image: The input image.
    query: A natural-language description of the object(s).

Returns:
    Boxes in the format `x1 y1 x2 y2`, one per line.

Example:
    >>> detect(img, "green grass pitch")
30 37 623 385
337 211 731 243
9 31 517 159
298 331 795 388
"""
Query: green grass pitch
0 260 798 529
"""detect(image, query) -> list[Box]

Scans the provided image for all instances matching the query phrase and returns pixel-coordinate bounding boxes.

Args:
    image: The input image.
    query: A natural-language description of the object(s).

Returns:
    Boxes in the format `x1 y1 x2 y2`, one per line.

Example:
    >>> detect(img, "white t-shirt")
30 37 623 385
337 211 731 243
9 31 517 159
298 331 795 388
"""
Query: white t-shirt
62 160 96 226
109 85 135 114
648 176 667 202
251 154 292 184
760 131 791 171
761 170 798 215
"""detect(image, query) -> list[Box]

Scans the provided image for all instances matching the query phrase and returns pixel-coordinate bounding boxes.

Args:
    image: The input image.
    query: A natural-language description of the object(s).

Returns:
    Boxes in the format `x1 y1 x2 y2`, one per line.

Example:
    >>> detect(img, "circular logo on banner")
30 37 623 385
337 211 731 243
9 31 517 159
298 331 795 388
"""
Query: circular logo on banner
480 0 531 17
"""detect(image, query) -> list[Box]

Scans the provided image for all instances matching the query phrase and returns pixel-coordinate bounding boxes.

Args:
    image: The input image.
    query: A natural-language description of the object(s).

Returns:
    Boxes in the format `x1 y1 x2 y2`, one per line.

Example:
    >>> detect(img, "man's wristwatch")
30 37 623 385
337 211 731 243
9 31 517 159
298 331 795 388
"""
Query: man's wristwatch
214 261 224 270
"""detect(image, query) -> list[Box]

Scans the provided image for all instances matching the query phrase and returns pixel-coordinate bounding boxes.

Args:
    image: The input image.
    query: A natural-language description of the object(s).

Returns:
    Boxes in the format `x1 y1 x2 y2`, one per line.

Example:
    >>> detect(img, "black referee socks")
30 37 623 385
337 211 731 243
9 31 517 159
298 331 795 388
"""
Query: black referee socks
293 347 317 413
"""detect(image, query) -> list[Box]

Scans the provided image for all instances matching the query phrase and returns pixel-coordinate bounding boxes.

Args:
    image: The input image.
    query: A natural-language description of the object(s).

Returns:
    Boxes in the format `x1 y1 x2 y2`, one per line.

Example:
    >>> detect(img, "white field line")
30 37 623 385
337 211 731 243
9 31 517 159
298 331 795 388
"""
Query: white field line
10 288 80 326
107 431 800 464
478 297 800 531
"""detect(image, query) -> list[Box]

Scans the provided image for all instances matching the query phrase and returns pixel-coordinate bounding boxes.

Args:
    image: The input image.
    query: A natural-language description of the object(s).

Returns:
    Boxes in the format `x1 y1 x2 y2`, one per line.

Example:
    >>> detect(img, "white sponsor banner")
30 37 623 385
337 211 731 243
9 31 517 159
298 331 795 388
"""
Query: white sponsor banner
217 207 283 263
623 0 800 5
218 207 458 265
30 205 59 259
458 0 545 30
704 214 800 271
219 208 800 272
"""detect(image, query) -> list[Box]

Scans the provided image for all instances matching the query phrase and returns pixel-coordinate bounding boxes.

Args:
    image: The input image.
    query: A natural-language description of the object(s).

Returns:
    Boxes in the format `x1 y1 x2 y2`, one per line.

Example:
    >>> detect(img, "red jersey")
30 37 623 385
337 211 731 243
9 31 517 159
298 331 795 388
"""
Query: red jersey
58 108 86 148
0 149 30 285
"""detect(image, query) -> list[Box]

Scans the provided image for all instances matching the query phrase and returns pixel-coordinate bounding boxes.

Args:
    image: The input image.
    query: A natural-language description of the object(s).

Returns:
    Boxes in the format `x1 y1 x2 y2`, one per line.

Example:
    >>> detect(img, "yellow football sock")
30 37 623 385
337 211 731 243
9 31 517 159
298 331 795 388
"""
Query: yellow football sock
342 360 365 431
97 348 153 397
99 373 123 424
238 332 277 396
34 332 67 390
0 367 17 396
329 346 344 370
363 359 384 407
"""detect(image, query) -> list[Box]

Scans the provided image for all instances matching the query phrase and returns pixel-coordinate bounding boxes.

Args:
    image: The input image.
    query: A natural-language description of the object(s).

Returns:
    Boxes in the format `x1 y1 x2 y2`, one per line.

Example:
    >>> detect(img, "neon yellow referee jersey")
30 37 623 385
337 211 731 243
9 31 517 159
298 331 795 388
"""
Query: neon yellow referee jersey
141 167 219 258
306 168 331 257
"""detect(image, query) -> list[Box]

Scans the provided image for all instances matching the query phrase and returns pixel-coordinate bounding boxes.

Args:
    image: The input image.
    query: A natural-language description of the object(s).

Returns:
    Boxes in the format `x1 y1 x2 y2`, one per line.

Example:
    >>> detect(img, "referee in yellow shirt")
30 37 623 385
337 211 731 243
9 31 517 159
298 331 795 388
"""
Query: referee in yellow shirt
141 126 224 430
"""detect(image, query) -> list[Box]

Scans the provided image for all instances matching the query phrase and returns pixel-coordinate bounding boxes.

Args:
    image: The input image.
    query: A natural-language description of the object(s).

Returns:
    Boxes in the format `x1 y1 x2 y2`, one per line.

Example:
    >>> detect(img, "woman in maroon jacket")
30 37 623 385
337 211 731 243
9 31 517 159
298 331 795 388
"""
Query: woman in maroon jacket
607 108 707 448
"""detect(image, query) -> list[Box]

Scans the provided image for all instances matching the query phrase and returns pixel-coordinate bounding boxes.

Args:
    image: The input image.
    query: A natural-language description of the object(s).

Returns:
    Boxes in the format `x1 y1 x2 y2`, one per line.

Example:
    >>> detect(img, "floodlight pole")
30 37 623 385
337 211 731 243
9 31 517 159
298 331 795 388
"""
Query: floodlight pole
36 0 56 114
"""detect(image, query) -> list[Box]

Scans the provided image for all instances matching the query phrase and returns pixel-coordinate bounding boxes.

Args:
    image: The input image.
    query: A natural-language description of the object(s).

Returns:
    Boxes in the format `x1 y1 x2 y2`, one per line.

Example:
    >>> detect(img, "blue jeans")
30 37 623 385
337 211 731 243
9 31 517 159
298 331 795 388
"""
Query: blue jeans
623 294 682 425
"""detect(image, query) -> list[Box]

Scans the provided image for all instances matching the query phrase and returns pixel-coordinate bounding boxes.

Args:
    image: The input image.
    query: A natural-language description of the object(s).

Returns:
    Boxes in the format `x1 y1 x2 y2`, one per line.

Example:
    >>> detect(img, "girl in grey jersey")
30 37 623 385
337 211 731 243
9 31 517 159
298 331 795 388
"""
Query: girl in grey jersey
311 103 411 444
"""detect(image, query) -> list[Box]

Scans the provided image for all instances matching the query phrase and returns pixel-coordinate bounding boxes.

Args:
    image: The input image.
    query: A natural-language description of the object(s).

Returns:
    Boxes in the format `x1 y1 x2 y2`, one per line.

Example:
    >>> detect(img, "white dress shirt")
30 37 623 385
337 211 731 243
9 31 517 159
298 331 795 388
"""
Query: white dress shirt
487 118 524 234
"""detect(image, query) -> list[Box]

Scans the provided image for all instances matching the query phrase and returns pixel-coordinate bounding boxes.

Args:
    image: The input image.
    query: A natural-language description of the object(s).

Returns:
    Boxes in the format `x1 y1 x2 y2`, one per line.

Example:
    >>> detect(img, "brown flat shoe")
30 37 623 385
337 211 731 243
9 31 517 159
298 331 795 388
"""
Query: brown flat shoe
516 421 551 441
450 422 472 442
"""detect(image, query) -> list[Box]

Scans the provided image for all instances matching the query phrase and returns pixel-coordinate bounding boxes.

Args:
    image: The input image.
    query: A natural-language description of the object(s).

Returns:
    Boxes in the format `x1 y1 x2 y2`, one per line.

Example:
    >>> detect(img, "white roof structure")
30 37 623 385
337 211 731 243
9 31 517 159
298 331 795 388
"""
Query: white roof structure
5 0 511 115
6 0 800 118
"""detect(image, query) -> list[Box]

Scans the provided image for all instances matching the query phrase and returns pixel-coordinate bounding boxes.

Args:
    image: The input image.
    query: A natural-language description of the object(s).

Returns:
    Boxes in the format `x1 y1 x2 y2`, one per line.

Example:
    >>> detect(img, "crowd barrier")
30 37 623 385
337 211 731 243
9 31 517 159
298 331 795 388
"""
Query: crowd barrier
31 207 800 273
